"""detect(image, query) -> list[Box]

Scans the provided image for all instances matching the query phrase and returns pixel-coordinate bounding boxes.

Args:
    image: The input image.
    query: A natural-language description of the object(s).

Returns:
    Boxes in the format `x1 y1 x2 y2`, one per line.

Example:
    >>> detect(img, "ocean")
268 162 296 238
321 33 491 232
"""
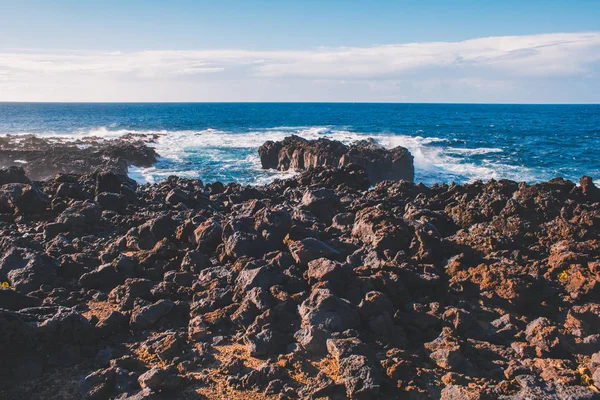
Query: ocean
0 102 598 186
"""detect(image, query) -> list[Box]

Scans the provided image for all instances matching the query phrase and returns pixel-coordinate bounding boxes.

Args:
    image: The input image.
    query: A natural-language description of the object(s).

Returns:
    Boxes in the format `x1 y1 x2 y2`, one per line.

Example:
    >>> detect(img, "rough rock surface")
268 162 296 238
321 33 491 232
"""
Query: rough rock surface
0 159 599 399
258 135 414 183
0 135 157 180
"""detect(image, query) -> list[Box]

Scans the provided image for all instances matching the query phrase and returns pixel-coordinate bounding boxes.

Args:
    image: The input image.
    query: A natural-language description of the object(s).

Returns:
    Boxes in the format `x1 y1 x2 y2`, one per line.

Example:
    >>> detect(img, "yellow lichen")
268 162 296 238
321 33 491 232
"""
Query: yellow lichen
557 270 569 282
1 281 11 289
579 367 598 391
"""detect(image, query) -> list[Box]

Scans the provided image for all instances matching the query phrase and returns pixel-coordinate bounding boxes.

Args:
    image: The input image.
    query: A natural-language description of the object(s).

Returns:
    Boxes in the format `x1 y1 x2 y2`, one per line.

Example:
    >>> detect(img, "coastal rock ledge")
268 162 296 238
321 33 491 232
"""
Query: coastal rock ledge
258 135 415 183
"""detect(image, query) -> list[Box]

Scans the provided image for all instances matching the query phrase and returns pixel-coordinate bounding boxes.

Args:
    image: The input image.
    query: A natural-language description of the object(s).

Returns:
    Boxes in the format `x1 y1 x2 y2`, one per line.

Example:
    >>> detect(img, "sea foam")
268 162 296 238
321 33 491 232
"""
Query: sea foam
0 126 546 186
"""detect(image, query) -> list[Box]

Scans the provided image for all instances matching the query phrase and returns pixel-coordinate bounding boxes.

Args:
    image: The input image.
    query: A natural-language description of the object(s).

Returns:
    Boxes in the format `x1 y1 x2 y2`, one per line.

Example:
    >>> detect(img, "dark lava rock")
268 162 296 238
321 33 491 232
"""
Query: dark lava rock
0 183 48 214
138 367 182 392
0 136 157 180
0 288 42 310
258 135 414 183
0 167 30 185
0 247 57 293
130 299 175 331
288 237 341 265
96 192 128 213
298 289 360 332
2 142 600 400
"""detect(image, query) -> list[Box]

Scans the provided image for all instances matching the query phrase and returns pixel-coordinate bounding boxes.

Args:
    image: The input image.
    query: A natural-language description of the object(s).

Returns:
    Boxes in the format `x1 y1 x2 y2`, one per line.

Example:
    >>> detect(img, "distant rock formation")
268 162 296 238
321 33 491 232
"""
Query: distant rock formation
0 135 157 180
258 135 414 183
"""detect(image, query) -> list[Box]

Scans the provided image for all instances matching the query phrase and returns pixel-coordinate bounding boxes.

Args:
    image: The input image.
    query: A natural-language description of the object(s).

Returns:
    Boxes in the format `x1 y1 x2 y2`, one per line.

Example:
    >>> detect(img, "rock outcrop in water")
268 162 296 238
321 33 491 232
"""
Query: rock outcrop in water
0 147 600 399
0 135 157 180
258 135 415 183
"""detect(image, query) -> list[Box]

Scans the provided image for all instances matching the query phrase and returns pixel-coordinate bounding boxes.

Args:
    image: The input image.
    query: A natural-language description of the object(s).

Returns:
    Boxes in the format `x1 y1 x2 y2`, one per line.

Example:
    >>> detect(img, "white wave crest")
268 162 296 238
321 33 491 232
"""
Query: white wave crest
1 126 538 185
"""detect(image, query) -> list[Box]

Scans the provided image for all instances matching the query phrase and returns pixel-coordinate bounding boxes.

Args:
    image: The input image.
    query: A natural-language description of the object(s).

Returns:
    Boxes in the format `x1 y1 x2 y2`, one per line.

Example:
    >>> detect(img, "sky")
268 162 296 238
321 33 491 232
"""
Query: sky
0 0 599 103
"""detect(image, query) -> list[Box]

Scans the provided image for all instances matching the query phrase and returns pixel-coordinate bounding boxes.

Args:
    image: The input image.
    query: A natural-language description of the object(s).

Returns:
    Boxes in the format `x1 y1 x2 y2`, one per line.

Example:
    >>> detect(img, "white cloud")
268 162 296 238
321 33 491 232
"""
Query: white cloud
0 32 598 102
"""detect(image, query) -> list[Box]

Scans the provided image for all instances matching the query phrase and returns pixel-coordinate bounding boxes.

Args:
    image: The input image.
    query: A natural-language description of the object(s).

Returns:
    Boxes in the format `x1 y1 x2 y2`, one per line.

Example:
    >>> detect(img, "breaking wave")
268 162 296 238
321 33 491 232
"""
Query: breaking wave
0 125 543 185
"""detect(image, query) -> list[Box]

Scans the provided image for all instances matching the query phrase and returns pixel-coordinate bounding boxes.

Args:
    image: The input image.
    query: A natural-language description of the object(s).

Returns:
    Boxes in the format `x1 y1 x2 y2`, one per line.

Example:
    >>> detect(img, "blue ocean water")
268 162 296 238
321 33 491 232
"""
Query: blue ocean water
0 103 598 186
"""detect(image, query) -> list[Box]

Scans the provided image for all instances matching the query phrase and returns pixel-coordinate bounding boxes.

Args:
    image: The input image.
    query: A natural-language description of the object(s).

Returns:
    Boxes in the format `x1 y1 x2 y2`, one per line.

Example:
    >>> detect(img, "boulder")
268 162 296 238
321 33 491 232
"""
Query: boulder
0 288 41 310
95 192 128 213
193 218 223 253
326 338 382 399
288 238 341 265
79 264 126 290
235 265 285 295
352 206 412 255
0 248 57 293
130 299 175 330
0 183 48 214
525 317 566 357
57 200 102 229
96 171 137 195
80 367 116 399
138 367 182 392
0 166 30 185
301 188 340 222
298 288 360 340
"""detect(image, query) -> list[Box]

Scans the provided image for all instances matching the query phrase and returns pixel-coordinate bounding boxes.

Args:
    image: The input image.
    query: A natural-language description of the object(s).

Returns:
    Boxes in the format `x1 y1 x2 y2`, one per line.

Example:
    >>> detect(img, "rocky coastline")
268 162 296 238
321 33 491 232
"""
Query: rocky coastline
0 135 158 180
258 135 414 183
0 135 599 399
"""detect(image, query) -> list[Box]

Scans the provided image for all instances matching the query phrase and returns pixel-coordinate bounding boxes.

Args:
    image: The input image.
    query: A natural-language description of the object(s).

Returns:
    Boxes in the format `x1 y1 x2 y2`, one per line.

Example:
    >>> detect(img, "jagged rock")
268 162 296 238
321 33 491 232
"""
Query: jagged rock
96 171 138 195
332 212 355 231
79 264 126 290
294 164 371 190
96 310 129 337
244 327 289 357
130 299 175 330
119 388 163 400
2 134 600 400
0 183 48 214
96 192 128 213
352 206 412 255
188 316 210 342
37 309 95 345
326 339 382 399
299 288 360 332
441 385 484 400
288 237 341 264
425 328 466 371
80 367 116 399
0 288 41 310
499 374 598 400
142 332 185 362
301 188 340 222
180 251 212 273
258 135 414 183
525 317 566 357
108 278 153 311
192 219 223 253
307 258 351 284
0 248 57 293
0 166 30 185
235 265 285 296
165 188 191 206
138 367 182 392
57 200 102 228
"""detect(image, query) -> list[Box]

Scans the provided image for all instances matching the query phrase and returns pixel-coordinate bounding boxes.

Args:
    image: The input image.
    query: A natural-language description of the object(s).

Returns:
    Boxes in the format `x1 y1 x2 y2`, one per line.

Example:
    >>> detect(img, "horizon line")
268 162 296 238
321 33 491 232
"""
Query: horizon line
1 101 599 106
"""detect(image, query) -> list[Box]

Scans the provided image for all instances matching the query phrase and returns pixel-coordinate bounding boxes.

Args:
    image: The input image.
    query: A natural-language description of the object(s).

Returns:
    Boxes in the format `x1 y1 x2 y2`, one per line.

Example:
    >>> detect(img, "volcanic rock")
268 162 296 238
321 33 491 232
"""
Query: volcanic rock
258 135 414 183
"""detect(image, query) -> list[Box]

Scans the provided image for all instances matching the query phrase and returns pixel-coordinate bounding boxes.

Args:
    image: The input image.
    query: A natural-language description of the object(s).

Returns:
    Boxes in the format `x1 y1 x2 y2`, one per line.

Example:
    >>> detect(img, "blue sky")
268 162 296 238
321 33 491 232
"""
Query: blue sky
0 0 599 102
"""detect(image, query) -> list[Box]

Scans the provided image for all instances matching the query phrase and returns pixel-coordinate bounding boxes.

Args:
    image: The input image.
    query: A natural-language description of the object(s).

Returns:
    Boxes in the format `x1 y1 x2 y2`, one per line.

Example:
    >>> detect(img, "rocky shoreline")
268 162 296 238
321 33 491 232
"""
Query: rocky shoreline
258 135 414 184
0 135 158 180
0 135 599 399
